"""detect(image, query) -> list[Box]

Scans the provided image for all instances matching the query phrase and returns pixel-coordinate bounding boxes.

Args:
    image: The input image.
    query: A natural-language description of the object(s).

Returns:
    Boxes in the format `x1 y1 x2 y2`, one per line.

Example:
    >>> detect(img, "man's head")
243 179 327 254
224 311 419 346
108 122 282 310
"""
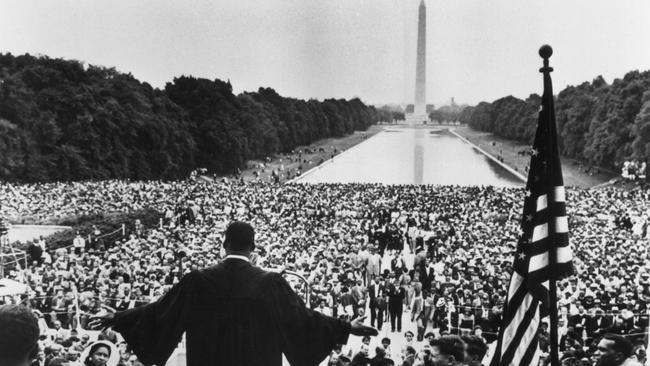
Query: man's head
424 332 436 343
0 305 40 366
473 325 483 337
595 334 633 366
405 346 416 357
404 331 414 342
462 336 488 366
430 335 466 366
223 221 255 254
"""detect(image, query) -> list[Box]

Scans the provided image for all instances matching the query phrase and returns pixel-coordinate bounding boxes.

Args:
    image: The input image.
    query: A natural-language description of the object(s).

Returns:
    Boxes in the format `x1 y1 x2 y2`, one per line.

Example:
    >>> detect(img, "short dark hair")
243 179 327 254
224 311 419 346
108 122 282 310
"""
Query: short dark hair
602 334 633 358
224 221 255 251
430 335 466 361
462 335 488 359
375 347 386 357
0 305 40 364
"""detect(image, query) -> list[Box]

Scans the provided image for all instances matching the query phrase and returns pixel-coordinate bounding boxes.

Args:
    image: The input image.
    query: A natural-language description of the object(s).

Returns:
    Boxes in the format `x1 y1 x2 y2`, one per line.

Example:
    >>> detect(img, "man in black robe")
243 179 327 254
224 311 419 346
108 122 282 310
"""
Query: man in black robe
91 221 377 366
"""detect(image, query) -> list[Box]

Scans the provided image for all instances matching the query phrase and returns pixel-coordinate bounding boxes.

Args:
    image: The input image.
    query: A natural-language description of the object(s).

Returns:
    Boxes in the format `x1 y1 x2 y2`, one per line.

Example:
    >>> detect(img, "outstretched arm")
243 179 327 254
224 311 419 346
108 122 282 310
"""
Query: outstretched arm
265 273 377 366
90 272 199 366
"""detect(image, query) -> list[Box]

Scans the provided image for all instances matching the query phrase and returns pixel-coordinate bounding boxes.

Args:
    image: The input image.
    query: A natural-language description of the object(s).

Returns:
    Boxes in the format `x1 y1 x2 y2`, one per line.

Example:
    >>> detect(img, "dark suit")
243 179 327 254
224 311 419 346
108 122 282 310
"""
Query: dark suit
112 257 350 366
368 283 386 329
584 315 602 337
387 284 405 332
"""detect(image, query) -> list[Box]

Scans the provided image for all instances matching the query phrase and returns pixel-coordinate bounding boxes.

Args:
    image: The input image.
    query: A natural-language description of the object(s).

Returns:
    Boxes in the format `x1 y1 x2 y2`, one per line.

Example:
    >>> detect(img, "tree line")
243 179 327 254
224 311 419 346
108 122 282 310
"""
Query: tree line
0 53 396 182
432 70 650 170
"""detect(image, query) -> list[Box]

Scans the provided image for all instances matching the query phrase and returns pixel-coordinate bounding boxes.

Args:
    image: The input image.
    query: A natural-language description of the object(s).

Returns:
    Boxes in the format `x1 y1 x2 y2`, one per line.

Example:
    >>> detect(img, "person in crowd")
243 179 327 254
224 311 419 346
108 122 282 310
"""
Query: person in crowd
400 331 415 359
369 347 391 366
0 305 40 366
82 342 113 366
351 279 367 319
367 248 382 286
368 276 385 330
401 346 416 366
429 335 465 366
410 283 425 341
327 344 345 366
462 335 488 366
380 338 394 362
388 275 406 333
594 334 638 366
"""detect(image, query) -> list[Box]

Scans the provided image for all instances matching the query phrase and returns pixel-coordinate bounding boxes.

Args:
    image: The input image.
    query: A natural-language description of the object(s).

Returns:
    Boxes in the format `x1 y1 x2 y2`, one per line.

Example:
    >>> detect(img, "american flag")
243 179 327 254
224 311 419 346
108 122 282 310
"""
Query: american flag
490 47 574 366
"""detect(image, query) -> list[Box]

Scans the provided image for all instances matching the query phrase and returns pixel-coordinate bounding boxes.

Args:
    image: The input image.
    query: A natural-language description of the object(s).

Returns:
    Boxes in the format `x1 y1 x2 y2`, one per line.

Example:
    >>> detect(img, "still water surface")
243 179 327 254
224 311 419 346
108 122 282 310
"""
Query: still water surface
296 128 524 187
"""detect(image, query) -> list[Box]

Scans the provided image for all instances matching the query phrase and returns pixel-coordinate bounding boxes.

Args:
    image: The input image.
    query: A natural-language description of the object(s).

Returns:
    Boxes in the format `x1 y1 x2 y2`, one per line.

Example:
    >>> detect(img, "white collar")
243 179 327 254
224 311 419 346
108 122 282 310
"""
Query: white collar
225 254 250 263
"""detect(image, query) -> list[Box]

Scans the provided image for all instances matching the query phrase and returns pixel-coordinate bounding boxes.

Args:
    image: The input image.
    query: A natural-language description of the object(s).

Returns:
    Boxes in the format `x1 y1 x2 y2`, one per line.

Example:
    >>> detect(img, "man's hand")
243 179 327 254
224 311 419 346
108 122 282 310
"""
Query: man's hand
88 311 115 331
349 316 378 336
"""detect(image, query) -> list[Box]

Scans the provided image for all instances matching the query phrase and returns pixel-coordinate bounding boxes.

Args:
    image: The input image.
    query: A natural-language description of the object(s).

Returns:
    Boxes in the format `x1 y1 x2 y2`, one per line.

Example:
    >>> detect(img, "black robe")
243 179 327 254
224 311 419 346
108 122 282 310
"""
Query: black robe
112 258 350 366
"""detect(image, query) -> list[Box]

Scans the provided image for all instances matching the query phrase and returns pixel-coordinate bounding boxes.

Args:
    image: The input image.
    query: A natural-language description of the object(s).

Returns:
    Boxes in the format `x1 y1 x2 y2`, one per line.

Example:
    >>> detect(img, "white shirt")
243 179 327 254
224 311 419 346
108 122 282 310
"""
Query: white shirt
225 254 250 262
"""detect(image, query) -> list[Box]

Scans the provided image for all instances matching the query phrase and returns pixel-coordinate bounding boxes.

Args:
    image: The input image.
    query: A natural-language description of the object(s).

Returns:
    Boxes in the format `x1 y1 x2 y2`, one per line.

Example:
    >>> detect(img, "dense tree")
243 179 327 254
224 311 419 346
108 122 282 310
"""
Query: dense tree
630 90 650 163
0 53 380 182
457 70 650 170
375 105 405 122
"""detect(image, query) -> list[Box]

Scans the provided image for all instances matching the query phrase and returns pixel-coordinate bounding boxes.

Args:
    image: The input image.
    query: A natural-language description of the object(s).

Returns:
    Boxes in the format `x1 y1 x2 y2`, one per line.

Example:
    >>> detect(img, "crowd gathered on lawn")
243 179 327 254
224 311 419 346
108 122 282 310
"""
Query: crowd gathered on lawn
0 177 649 366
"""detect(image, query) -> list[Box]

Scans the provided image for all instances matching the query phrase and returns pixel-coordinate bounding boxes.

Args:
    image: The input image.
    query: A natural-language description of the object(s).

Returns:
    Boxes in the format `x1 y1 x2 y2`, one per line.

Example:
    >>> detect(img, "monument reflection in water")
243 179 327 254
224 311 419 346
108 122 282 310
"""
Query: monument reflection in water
295 128 524 187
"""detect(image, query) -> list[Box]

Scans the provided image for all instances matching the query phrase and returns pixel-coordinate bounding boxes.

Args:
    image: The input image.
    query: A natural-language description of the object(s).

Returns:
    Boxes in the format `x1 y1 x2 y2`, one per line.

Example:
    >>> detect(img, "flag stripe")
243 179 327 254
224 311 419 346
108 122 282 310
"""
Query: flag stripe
521 342 542 366
508 272 524 302
556 246 572 263
555 216 568 233
531 223 548 242
511 304 541 366
528 252 548 272
554 186 565 202
528 246 572 273
502 285 530 326
501 294 534 351
500 300 540 365
536 194 547 211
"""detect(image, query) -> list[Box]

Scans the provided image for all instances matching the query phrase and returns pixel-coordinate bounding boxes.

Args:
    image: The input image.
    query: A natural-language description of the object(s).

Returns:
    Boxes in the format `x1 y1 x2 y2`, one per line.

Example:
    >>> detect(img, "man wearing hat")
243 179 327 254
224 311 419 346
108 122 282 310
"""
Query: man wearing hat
91 221 377 366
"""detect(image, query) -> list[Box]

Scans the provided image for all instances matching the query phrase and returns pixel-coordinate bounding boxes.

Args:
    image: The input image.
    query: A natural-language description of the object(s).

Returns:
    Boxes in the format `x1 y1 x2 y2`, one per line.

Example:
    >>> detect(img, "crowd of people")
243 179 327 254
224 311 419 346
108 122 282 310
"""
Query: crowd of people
0 178 649 365
621 161 647 182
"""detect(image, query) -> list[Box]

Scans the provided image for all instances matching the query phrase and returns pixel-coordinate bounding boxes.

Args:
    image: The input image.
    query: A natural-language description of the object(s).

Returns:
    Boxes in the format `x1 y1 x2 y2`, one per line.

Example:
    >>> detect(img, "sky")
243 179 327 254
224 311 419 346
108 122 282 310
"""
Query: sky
1 0 650 107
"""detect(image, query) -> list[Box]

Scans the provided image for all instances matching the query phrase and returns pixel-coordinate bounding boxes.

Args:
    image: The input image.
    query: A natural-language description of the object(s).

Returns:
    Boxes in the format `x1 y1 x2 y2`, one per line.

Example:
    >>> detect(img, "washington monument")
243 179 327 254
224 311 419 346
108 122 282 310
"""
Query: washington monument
414 0 426 116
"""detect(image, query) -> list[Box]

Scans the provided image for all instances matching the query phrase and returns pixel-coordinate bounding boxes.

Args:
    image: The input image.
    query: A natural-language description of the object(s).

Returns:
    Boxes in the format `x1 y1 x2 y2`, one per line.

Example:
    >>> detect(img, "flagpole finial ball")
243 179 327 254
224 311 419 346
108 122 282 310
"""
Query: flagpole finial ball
539 45 553 59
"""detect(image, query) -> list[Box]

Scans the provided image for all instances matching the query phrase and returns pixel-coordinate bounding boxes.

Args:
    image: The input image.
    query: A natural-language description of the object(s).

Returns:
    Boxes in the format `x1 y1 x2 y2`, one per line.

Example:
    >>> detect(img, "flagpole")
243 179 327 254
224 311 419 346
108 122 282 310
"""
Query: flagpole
539 44 560 366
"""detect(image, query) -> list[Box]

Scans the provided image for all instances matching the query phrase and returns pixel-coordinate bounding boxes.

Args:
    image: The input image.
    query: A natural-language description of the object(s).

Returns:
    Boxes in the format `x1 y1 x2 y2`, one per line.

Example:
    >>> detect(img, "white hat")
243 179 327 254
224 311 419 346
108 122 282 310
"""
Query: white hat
80 340 120 366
